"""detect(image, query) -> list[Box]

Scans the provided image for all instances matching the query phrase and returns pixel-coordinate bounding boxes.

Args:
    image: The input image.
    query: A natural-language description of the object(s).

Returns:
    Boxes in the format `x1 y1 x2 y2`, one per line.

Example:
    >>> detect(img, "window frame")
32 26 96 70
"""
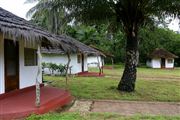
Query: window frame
24 48 38 66
167 59 173 64
77 54 81 63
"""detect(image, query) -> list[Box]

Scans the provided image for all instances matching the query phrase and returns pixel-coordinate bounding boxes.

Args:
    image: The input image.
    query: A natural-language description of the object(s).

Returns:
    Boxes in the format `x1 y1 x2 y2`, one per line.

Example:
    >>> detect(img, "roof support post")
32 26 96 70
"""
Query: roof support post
35 45 41 107
65 51 71 89
111 58 114 69
97 55 102 75
101 57 104 74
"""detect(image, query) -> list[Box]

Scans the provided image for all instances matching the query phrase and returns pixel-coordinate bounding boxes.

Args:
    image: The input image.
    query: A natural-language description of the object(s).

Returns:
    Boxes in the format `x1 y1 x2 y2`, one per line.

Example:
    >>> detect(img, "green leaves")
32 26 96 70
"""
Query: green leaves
43 62 66 75
26 0 69 34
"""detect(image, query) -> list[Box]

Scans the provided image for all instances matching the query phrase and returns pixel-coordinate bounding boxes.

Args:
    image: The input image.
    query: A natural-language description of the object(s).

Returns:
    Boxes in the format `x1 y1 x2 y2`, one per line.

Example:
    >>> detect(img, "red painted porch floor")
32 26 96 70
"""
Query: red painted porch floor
0 86 72 120
77 72 105 77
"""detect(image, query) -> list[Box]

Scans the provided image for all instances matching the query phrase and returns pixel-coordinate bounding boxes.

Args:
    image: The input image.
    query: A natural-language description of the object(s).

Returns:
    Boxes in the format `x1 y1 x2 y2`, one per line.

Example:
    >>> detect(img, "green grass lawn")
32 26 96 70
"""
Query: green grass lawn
27 113 180 120
32 66 180 120
90 67 180 81
44 66 180 102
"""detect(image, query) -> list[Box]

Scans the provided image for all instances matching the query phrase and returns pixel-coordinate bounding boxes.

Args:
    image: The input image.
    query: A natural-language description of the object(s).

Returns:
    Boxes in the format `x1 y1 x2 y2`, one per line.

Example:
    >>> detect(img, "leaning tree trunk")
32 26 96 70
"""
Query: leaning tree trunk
118 31 139 92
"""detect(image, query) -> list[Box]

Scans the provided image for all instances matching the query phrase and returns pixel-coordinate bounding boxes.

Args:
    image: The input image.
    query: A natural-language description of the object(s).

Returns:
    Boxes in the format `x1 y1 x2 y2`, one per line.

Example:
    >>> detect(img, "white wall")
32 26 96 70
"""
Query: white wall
146 58 162 68
87 56 103 68
0 35 42 94
42 54 87 74
19 40 42 89
152 58 161 68
147 58 175 69
0 33 5 94
165 58 174 68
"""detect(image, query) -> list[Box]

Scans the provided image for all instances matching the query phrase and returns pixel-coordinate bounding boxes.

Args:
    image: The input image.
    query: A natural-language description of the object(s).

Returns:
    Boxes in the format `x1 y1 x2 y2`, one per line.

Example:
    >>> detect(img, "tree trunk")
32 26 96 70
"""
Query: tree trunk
118 31 139 92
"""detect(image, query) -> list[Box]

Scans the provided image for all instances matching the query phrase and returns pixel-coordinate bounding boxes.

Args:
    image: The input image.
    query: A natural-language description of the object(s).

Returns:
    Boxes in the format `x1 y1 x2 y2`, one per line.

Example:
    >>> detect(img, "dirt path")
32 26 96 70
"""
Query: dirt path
69 100 180 116
105 75 180 81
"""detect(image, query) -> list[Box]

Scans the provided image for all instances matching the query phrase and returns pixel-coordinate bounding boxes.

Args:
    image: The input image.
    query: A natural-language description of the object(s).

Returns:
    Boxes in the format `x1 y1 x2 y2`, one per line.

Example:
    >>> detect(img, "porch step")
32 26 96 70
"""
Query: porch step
0 86 73 120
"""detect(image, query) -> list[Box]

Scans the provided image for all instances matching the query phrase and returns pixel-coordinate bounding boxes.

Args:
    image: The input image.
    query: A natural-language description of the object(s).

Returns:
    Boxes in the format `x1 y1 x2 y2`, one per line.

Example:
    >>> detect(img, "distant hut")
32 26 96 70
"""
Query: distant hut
146 48 178 68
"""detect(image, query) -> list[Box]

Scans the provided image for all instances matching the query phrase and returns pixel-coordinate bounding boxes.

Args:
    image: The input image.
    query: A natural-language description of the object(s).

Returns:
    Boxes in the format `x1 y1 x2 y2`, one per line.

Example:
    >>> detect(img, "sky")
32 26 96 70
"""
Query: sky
0 0 37 19
0 0 179 32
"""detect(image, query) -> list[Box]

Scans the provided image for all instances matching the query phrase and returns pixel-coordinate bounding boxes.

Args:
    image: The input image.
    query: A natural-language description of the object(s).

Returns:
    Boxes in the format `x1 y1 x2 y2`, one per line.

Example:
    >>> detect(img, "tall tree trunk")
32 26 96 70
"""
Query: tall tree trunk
118 30 139 92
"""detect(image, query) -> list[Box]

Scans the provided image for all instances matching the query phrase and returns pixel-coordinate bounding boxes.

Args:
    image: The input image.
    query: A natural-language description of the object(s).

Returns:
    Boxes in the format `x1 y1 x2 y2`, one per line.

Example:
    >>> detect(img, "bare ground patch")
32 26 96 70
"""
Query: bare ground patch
69 100 180 116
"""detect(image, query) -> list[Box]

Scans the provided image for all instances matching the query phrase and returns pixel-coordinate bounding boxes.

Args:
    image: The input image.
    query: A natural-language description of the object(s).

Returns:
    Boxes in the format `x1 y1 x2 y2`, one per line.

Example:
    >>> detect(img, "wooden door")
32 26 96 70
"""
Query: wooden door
81 54 84 72
4 40 19 92
161 58 165 68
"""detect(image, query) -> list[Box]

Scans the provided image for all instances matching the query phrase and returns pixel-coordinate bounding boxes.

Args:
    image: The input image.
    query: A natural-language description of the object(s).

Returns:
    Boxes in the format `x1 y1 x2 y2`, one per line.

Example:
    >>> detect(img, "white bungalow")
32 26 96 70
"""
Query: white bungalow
41 48 88 74
146 48 178 69
0 7 79 119
0 8 68 94
41 37 101 75
0 7 101 96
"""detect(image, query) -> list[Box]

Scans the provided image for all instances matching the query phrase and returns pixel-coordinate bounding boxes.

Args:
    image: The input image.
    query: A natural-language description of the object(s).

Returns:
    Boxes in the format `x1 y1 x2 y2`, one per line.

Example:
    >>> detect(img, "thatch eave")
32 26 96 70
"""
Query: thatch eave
0 7 72 53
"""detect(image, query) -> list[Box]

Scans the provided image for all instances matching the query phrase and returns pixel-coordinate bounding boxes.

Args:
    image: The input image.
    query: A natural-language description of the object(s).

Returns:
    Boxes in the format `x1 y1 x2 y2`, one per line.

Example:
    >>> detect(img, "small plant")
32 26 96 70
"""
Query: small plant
48 63 58 75
57 64 66 75
42 62 70 76
42 62 48 70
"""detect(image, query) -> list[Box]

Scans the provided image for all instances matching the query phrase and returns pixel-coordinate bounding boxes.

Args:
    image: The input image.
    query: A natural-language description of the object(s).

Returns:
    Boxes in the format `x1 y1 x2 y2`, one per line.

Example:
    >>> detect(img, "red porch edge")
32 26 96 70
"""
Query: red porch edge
0 86 73 120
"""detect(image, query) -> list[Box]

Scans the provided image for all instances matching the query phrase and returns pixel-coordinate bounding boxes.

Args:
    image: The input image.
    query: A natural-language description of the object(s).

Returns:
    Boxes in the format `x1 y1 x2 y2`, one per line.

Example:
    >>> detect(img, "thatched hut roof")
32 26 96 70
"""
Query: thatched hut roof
0 7 102 55
41 47 65 54
42 35 104 55
148 48 178 59
57 35 105 55
0 7 69 50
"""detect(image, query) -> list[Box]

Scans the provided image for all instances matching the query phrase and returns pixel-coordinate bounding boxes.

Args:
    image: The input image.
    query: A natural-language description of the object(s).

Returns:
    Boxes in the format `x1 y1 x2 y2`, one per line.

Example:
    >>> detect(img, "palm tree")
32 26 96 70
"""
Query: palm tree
26 0 69 34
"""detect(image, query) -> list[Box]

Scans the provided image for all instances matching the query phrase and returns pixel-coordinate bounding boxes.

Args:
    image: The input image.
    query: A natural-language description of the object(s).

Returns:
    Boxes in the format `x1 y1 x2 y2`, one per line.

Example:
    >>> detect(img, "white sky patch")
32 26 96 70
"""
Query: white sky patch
0 0 179 32
0 0 37 20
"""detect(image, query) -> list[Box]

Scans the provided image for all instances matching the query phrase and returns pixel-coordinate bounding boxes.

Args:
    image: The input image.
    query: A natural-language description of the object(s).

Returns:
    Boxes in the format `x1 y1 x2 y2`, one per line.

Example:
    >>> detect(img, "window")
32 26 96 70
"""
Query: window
77 54 81 63
24 48 37 66
167 59 173 63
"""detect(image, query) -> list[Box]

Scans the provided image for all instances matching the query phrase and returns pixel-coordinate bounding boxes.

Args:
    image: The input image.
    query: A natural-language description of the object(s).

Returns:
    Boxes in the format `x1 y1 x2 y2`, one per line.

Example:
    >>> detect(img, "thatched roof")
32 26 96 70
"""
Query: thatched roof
57 35 105 55
148 48 178 59
42 35 104 55
0 7 102 55
41 47 65 54
0 7 70 51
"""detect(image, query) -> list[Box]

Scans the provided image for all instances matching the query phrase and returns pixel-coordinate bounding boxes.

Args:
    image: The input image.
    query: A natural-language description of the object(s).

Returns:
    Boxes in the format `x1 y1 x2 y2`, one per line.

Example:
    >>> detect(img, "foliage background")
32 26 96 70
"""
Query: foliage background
66 25 180 66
